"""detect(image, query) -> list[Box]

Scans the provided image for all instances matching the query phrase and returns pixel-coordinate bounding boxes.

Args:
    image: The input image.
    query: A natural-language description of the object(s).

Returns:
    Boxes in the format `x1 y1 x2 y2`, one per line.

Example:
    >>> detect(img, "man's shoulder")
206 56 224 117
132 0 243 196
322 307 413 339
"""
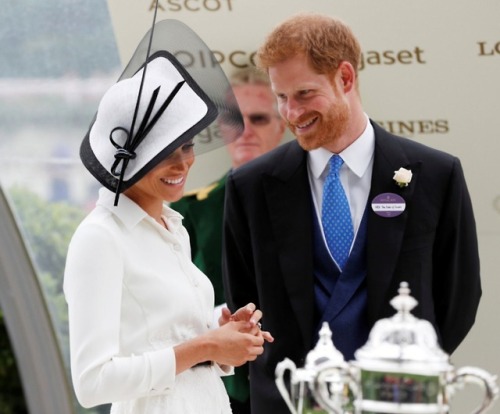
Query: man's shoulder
183 181 221 201
373 121 456 162
232 140 304 178
171 177 226 212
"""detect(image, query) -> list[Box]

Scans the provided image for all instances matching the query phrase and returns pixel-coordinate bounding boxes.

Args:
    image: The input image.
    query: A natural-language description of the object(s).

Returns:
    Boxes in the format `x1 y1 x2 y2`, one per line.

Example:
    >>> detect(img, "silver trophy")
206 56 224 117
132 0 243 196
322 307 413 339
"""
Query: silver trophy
276 282 499 414
275 322 353 414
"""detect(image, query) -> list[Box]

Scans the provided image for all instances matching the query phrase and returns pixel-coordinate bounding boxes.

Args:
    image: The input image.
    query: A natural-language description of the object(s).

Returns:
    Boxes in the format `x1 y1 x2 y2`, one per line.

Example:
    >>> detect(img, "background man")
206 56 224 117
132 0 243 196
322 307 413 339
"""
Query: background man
170 66 286 414
222 13 481 412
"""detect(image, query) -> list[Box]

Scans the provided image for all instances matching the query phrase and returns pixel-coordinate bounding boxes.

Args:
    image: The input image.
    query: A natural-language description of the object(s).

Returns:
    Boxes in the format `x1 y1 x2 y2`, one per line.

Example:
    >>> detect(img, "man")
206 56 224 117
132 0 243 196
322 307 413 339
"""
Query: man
222 13 481 413
170 66 285 414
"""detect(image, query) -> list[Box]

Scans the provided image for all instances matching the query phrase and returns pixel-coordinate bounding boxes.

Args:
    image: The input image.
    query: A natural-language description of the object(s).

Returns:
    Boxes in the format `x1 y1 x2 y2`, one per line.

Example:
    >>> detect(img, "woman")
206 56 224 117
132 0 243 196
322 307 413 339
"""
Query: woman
64 49 272 413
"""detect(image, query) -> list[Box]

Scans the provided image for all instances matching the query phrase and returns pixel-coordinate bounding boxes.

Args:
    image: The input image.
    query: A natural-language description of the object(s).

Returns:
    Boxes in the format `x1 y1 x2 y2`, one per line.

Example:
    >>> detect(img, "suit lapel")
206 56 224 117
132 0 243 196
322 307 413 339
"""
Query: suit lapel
367 123 420 319
263 142 315 350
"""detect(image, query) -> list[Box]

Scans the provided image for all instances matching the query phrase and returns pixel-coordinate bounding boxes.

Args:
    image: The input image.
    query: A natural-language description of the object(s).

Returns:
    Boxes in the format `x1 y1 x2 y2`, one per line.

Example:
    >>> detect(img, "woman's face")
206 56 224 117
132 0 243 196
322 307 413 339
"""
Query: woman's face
124 142 195 212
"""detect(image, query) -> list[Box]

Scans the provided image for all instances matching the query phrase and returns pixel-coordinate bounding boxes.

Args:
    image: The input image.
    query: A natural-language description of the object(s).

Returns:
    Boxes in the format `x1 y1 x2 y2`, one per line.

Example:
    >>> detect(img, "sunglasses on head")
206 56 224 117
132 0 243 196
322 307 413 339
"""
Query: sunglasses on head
219 112 276 127
245 113 274 126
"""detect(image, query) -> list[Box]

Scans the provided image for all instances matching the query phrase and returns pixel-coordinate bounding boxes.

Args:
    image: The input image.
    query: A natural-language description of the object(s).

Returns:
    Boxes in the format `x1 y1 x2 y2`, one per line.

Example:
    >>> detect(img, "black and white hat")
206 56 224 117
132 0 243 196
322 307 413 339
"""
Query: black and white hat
80 18 243 204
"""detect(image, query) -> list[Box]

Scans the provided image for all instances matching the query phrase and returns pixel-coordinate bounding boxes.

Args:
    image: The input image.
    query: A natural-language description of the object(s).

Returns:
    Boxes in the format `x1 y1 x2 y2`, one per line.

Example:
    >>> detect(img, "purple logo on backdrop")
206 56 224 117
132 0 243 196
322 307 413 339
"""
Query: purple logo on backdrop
371 193 406 218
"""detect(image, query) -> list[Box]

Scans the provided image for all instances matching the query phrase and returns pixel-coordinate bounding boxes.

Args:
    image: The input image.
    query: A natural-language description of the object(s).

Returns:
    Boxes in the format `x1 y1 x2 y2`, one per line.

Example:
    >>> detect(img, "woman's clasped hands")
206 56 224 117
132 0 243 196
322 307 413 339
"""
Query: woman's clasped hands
212 303 274 367
174 303 273 373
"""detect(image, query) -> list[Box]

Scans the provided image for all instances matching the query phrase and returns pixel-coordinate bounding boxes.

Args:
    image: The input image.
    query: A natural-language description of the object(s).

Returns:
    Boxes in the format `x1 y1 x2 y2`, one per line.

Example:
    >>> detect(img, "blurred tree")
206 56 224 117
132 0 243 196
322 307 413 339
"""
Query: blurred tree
0 0 119 78
0 310 27 414
0 1 119 412
0 187 85 413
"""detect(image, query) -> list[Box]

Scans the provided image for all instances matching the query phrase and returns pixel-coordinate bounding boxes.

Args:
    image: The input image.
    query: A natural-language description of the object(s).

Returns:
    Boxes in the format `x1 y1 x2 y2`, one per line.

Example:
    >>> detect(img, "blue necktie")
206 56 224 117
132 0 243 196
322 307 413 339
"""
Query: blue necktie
321 155 354 271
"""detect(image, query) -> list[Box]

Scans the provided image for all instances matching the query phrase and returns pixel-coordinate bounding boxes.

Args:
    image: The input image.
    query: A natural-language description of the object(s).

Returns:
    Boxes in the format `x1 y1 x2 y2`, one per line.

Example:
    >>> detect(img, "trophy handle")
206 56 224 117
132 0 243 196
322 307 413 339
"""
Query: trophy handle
450 366 499 414
275 358 299 414
313 362 359 414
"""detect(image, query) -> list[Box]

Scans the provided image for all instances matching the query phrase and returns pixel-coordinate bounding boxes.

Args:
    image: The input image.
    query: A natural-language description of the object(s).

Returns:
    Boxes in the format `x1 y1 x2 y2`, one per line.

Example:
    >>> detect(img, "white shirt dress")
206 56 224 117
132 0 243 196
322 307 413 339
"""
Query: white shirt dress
64 188 232 413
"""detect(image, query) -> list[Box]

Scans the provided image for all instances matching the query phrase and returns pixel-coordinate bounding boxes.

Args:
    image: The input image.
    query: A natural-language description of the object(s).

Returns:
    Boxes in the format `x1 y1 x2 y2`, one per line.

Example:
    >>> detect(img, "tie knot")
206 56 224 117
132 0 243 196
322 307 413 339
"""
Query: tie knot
328 154 343 176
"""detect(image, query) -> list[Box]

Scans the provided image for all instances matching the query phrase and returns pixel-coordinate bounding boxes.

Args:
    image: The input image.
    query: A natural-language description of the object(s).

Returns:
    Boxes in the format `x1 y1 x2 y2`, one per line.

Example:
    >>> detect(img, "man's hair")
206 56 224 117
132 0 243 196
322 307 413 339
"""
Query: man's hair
228 66 280 113
256 13 361 76
229 66 272 87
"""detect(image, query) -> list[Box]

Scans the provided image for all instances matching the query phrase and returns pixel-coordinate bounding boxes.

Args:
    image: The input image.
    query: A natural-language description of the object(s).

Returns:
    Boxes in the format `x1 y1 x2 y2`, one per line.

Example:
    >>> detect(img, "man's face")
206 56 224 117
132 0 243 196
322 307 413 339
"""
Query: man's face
226 83 285 169
269 54 349 151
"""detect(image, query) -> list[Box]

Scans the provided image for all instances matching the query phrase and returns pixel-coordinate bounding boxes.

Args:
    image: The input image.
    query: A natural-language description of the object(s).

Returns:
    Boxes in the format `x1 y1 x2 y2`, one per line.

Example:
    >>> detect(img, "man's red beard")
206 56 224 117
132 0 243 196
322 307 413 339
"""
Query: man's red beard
288 98 350 151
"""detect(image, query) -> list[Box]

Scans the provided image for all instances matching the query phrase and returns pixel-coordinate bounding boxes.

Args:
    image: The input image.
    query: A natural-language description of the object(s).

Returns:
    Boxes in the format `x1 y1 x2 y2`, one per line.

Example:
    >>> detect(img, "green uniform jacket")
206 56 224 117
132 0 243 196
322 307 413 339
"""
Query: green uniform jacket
170 173 249 403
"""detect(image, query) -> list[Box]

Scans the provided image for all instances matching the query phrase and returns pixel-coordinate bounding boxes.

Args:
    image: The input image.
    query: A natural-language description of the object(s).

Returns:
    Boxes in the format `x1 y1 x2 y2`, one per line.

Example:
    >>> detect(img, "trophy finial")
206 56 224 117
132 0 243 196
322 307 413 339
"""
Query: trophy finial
305 322 346 369
318 322 333 346
389 281 418 316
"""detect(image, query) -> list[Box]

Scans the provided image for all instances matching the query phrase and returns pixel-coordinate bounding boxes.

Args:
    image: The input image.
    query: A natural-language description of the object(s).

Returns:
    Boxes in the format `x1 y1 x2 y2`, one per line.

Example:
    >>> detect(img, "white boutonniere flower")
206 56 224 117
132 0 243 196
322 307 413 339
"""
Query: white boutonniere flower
393 167 412 188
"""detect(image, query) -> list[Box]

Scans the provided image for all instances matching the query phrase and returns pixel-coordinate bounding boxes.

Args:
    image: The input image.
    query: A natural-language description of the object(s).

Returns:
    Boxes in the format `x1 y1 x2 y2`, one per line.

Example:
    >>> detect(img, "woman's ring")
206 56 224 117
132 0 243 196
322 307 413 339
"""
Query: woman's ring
257 322 262 329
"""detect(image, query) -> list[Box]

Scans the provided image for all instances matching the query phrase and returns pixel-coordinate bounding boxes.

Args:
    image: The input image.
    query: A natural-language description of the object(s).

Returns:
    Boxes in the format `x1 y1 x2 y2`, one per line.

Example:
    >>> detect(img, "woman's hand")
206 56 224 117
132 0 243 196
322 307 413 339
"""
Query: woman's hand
207 321 266 366
174 306 274 374
218 303 274 343
174 320 263 373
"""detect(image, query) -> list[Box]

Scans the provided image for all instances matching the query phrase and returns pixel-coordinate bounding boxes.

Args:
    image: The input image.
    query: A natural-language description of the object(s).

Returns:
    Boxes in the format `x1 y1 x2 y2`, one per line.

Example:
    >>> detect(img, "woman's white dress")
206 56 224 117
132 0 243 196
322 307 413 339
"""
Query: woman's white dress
64 188 232 413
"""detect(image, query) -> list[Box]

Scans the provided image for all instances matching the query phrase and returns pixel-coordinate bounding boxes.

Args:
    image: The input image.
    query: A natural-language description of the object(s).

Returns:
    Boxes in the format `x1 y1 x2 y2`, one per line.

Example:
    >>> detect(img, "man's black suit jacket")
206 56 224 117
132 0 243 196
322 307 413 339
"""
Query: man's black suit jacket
222 121 481 413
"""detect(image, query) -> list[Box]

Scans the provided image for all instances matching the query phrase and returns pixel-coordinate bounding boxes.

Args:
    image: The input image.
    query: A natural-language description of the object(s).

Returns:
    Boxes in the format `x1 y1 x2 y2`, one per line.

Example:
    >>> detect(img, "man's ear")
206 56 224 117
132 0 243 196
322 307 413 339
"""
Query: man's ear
338 61 356 93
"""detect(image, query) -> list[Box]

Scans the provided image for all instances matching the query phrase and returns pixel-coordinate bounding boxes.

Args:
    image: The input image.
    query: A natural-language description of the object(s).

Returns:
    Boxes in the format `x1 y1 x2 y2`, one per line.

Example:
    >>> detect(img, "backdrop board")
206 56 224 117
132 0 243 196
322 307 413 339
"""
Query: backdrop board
106 2 500 412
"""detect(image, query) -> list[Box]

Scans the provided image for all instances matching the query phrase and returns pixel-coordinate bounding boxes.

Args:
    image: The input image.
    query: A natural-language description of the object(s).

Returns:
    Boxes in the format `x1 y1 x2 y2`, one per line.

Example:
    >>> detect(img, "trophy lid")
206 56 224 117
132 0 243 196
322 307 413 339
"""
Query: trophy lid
354 282 450 372
305 322 347 370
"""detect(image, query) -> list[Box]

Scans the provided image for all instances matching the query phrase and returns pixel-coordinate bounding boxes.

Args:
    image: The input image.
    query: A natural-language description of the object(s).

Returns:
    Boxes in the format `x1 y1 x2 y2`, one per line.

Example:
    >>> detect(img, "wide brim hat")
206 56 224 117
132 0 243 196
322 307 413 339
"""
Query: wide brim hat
80 19 243 202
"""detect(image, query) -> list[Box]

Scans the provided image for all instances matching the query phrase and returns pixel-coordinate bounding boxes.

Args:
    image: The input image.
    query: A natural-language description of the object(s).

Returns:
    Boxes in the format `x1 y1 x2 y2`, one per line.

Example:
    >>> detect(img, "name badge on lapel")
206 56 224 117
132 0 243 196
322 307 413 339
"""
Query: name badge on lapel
371 193 406 218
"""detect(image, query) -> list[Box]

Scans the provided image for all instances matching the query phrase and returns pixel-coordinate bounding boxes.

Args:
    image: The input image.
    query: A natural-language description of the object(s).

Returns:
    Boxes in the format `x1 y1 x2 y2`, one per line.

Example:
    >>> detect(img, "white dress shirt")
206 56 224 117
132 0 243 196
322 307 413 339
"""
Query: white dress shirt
64 188 231 413
308 115 375 249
